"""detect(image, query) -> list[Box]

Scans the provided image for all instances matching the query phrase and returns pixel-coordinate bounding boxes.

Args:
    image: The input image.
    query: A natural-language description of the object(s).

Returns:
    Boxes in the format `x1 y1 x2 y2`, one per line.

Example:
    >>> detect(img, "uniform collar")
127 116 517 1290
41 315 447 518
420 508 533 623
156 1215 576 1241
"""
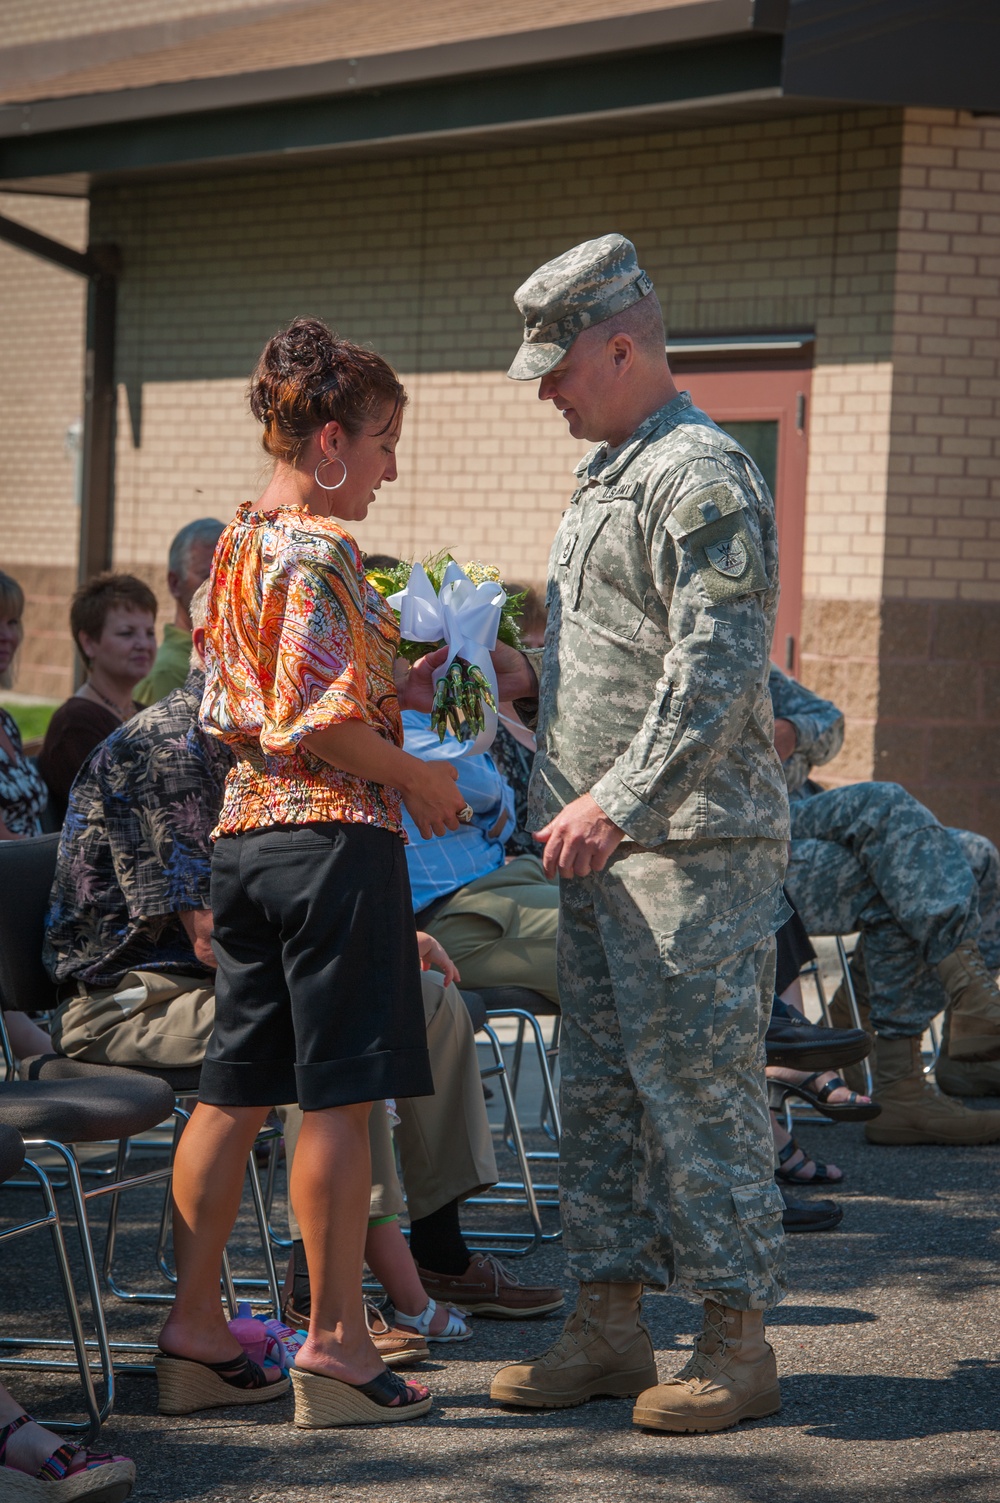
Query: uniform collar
574 391 694 486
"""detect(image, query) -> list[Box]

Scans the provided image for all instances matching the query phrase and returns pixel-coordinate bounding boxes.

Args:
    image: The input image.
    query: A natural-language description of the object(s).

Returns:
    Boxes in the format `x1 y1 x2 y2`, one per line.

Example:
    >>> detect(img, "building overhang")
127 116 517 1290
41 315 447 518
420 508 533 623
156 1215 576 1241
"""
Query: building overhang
0 0 996 195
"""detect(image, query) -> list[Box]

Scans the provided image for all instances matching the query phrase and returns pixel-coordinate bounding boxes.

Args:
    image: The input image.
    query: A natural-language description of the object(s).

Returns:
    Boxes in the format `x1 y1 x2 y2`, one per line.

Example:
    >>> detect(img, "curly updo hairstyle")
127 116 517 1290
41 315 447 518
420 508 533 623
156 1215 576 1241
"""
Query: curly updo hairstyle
249 317 407 463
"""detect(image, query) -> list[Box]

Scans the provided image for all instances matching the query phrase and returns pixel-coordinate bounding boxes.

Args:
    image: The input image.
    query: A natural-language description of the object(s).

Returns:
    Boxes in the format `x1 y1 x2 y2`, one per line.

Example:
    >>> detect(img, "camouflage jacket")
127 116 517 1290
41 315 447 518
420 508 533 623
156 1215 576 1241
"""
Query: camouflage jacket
528 392 790 845
767 666 844 798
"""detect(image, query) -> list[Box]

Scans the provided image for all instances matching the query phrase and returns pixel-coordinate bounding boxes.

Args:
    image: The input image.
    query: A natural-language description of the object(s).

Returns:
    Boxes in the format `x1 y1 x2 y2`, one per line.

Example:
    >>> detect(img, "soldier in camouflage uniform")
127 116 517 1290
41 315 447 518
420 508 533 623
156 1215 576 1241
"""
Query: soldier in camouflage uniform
485 235 790 1435
770 666 1000 1139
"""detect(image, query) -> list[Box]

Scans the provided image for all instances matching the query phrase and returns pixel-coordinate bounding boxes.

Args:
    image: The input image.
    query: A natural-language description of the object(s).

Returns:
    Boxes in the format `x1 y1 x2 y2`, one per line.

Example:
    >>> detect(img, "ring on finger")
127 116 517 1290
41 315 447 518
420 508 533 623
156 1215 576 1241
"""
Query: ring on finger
457 803 474 824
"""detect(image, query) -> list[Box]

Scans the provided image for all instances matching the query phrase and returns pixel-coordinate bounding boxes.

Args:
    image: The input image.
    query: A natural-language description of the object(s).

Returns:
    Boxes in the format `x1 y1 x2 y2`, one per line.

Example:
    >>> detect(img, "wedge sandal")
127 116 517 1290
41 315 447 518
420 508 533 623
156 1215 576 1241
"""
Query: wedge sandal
0 1415 135 1503
291 1365 432 1427
155 1349 290 1415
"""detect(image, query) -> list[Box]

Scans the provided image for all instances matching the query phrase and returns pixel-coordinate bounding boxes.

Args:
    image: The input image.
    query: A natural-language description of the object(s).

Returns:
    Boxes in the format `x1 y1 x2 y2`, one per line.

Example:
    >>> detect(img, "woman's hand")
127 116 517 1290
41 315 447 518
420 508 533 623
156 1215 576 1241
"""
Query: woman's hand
416 931 460 987
400 757 465 839
400 642 538 714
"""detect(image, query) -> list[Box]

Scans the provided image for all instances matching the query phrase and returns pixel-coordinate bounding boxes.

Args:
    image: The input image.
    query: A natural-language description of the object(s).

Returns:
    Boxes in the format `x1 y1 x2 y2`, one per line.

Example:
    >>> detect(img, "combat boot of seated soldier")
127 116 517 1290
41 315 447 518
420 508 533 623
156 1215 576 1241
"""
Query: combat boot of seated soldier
429 235 791 1433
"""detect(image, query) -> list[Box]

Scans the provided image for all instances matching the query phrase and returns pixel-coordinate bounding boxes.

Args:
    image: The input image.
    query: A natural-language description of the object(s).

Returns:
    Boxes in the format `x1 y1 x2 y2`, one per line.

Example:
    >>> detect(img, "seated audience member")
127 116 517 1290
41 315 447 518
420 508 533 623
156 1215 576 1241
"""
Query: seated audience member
770 665 1000 1141
401 708 559 1007
0 1377 135 1500
134 517 224 706
0 569 47 840
44 585 561 1334
37 573 157 820
0 571 57 1058
768 898 876 1192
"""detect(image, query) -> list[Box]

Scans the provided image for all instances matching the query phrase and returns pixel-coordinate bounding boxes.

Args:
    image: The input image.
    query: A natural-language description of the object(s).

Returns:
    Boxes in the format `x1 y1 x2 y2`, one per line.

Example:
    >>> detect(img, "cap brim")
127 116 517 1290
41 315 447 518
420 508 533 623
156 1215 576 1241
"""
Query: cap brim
506 339 570 381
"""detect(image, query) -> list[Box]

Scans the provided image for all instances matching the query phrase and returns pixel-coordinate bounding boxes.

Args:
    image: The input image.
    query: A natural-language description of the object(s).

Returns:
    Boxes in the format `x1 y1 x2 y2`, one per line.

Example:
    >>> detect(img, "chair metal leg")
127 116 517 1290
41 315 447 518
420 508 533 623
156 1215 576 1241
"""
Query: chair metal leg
0 1154 104 1442
462 1022 544 1257
834 937 874 1097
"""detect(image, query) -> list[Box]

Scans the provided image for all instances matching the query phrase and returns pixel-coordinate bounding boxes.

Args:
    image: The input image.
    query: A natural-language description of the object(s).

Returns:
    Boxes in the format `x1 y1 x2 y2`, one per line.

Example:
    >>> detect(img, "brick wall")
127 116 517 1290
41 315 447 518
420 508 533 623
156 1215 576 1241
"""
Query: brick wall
89 109 901 594
874 110 1000 834
0 192 88 699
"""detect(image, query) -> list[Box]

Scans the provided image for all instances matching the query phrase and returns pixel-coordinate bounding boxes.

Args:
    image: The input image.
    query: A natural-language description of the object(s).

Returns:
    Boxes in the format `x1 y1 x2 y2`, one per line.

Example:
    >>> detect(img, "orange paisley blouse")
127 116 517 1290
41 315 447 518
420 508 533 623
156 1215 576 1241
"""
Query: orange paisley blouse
201 502 403 838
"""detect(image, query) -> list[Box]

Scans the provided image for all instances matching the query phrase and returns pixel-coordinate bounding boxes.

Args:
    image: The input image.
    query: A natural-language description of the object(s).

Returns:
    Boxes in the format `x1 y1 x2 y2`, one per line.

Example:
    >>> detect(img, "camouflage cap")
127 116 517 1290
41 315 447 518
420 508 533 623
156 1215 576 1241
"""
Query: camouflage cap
507 233 654 381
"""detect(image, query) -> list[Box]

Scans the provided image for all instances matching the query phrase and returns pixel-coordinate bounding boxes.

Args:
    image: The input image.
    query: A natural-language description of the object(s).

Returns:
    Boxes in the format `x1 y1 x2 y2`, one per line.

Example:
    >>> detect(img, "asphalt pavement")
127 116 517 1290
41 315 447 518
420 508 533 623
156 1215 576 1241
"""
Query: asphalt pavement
2 1101 998 1503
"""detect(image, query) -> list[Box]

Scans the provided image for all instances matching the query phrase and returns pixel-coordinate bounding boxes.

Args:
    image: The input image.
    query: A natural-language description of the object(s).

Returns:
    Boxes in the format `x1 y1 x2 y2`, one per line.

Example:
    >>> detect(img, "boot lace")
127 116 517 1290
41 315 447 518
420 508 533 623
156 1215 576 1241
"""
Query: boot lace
541 1290 600 1366
675 1303 728 1385
955 942 998 994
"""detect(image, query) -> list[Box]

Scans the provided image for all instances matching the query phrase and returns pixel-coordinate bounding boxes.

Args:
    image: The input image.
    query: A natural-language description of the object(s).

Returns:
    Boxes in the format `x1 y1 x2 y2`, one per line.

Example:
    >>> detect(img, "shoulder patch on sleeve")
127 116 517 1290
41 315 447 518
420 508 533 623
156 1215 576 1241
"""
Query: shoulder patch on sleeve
665 484 769 602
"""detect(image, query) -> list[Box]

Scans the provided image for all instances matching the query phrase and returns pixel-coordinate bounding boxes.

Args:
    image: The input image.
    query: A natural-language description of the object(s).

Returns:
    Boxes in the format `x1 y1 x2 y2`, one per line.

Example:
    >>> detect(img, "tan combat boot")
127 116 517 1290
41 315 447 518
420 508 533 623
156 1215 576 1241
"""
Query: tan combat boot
865 1035 1000 1145
633 1301 780 1434
936 941 1000 1061
935 1014 1000 1099
490 1281 657 1409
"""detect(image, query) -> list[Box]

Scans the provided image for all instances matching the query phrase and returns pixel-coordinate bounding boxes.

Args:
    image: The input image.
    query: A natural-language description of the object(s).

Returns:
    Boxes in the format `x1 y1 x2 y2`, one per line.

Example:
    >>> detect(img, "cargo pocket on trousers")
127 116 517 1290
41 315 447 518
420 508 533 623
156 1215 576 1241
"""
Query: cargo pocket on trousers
731 1180 785 1292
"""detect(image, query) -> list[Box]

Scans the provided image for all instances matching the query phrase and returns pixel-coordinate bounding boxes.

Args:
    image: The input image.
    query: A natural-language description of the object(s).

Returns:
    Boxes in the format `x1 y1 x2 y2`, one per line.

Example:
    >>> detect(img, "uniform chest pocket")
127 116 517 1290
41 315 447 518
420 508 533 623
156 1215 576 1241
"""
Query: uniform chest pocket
566 506 646 642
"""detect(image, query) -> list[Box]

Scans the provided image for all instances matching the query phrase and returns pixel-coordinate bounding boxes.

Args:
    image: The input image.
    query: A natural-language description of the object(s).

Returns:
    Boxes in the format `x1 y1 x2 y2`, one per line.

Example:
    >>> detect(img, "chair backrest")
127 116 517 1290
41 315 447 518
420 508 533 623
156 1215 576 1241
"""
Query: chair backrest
0 834 61 1016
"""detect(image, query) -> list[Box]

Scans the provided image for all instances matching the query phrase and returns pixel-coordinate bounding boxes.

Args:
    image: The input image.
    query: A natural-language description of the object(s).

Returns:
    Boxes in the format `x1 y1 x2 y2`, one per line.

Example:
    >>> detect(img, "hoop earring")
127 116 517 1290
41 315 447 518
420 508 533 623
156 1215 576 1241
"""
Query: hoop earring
315 456 348 491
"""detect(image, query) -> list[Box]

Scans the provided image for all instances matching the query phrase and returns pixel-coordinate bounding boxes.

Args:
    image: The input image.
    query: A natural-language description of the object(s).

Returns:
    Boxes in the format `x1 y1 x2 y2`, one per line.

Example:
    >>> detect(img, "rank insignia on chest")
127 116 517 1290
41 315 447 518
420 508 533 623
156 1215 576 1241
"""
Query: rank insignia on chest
705 535 748 579
559 534 578 566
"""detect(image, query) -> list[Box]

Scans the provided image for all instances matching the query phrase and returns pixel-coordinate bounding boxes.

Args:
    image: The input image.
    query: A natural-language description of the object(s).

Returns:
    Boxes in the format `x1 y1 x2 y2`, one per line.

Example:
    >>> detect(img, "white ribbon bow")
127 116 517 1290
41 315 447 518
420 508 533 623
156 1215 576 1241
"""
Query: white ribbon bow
388 561 506 755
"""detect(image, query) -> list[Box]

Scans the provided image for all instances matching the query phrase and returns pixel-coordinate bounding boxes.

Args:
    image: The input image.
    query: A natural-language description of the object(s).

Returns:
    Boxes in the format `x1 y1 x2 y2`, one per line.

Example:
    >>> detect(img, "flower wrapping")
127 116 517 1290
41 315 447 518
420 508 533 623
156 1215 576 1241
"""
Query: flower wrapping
367 555 522 753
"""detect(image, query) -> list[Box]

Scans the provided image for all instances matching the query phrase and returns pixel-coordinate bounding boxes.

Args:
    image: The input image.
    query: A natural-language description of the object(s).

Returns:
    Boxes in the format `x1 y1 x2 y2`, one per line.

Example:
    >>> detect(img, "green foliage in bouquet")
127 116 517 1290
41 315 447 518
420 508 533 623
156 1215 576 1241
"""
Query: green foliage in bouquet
365 552 526 665
366 552 526 742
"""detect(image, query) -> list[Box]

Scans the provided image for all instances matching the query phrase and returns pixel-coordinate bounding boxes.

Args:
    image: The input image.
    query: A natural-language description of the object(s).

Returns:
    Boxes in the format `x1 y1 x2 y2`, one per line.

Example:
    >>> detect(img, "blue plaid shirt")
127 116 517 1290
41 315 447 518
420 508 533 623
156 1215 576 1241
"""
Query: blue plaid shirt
402 711 516 914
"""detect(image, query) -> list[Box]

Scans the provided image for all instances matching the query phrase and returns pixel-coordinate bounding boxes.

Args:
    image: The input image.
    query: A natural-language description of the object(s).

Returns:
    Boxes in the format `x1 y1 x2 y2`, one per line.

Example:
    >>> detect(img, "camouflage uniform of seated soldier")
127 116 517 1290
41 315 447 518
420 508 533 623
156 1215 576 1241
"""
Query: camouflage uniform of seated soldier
770 665 1000 1143
483 234 791 1436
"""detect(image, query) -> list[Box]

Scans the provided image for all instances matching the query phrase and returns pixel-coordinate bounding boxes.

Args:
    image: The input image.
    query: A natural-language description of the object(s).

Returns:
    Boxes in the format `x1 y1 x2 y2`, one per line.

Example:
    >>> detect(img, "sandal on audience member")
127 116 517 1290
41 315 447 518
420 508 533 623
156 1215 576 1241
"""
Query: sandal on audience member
393 1297 473 1344
155 1348 290 1416
0 1413 135 1503
291 1364 432 1428
775 1137 844 1186
771 1070 881 1123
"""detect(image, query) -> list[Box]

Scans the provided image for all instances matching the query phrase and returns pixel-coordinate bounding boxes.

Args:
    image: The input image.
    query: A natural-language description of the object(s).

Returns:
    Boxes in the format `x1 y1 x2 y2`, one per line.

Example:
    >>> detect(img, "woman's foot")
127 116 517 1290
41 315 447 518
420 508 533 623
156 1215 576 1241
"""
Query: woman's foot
159 1313 285 1386
293 1333 430 1405
767 1064 872 1108
770 1111 844 1184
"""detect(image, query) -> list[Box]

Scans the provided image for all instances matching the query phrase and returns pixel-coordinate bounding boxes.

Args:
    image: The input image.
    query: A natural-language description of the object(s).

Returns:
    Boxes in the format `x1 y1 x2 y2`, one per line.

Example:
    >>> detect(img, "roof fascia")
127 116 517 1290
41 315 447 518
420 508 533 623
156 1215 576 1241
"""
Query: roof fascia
0 1 783 140
0 35 784 182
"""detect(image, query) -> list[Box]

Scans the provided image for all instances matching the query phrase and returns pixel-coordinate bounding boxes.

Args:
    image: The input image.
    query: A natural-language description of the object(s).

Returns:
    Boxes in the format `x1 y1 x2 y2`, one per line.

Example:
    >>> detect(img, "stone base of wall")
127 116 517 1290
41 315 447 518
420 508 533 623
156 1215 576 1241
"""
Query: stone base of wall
801 596 1000 847
876 601 1000 842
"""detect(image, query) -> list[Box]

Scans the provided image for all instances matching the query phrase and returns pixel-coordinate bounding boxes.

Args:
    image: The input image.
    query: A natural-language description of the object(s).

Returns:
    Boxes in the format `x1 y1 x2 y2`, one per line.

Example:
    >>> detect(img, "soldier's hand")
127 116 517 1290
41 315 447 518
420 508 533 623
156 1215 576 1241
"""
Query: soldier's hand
534 793 624 879
773 717 797 762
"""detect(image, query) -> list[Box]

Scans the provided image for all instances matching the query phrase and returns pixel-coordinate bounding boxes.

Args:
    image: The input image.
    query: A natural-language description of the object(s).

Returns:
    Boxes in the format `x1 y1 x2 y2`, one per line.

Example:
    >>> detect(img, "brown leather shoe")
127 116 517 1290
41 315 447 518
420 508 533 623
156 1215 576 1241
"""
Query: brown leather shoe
281 1297 429 1368
416 1254 564 1318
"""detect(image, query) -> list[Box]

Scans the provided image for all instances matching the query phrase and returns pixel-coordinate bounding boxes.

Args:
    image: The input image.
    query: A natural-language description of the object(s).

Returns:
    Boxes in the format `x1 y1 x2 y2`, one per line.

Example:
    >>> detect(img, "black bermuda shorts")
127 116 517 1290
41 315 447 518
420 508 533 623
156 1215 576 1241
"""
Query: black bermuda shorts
200 822 433 1111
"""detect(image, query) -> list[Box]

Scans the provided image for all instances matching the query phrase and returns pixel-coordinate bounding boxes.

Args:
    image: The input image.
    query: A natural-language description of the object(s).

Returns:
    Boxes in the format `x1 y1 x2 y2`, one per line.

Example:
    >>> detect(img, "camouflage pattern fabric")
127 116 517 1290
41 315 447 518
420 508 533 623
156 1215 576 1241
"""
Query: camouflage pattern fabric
767 665 844 796
528 392 790 847
770 669 1000 1029
524 381 790 1308
557 840 787 1308
508 233 654 380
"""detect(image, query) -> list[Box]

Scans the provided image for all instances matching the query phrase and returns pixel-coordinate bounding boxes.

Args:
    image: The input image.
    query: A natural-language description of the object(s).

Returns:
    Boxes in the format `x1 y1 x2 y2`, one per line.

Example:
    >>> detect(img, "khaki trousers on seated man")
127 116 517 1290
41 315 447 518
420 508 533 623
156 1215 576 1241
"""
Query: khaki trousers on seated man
418 853 559 1009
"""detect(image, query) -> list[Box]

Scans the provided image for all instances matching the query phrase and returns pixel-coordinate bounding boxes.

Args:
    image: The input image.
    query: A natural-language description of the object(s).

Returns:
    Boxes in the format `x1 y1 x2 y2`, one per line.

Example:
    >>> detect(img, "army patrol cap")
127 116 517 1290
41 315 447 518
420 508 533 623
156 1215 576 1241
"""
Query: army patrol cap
508 233 655 381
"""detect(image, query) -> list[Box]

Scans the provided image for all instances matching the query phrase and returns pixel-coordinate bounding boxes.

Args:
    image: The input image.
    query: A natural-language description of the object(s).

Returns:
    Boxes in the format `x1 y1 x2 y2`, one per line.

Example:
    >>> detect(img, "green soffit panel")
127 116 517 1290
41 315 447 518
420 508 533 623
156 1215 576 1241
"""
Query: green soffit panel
0 37 783 180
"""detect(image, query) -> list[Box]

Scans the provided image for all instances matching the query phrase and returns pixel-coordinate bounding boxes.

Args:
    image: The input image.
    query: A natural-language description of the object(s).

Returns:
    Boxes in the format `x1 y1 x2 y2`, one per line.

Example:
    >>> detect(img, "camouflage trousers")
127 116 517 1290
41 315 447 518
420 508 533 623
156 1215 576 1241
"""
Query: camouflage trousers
786 782 1000 1037
557 839 787 1311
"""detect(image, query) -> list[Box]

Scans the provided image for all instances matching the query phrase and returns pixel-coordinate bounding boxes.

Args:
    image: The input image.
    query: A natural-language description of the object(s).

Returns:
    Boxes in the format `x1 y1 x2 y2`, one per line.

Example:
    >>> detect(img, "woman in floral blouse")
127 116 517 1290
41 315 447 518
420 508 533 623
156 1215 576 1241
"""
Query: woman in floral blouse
157 319 465 1429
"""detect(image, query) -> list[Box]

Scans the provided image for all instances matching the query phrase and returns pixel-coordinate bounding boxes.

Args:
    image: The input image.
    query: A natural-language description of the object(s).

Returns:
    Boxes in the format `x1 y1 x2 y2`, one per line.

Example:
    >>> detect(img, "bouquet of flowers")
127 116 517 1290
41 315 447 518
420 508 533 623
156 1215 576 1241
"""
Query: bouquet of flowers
366 553 525 748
